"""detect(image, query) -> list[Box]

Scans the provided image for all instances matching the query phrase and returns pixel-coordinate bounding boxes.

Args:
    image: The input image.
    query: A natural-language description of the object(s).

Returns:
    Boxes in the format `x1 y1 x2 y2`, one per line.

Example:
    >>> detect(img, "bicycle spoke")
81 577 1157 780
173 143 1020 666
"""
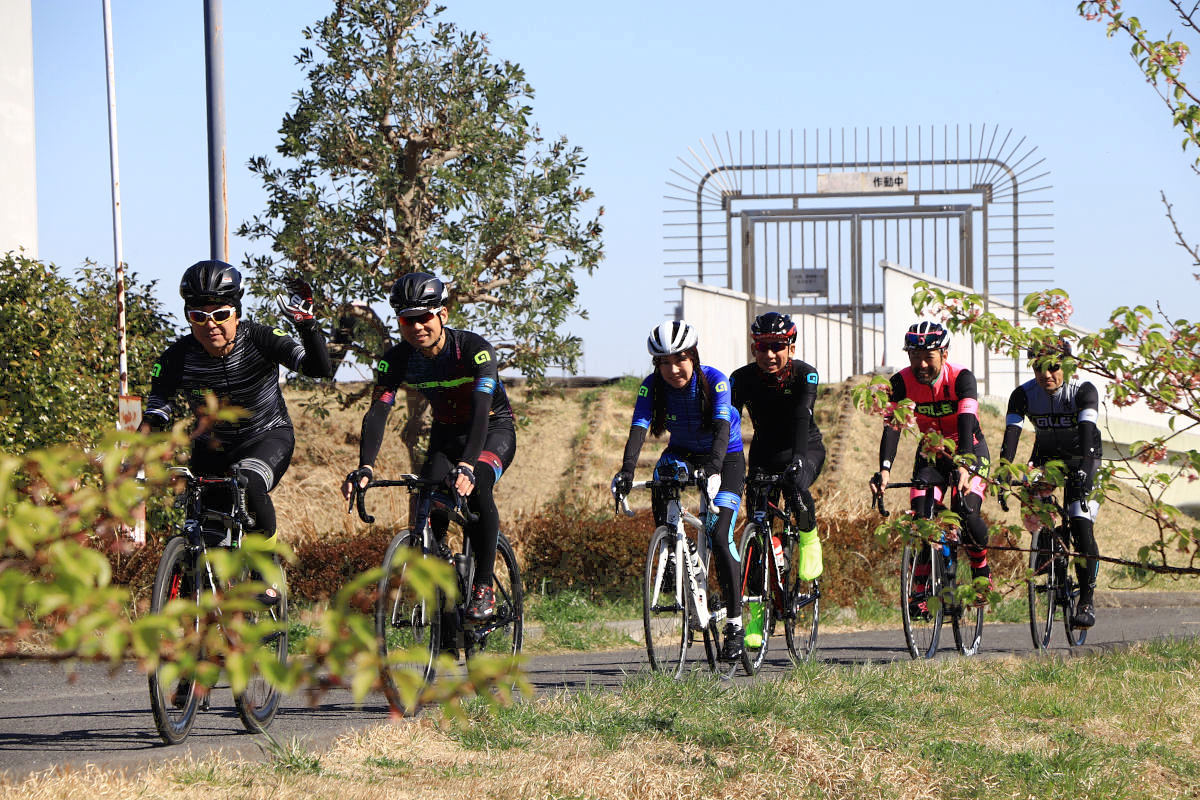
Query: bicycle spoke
644 527 688 677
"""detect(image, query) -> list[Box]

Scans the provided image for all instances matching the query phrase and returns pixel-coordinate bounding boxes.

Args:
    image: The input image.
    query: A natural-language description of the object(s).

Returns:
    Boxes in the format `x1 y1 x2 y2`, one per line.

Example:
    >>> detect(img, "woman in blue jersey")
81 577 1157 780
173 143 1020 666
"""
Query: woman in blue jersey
611 320 747 662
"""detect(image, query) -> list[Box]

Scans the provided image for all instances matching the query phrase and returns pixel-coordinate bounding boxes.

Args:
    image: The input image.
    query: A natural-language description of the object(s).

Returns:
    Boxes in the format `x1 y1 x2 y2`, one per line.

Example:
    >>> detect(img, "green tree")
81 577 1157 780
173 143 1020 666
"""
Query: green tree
238 0 604 387
0 252 176 453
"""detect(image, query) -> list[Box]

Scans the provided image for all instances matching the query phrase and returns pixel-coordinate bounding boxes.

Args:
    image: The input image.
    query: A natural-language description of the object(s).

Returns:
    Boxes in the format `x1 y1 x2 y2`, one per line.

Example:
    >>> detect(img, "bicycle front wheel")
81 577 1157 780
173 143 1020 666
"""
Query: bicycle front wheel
782 535 820 662
148 536 202 745
643 526 688 677
901 541 944 660
235 560 287 733
1028 527 1057 650
1062 558 1088 647
950 549 983 657
377 531 440 712
475 533 523 657
737 524 771 675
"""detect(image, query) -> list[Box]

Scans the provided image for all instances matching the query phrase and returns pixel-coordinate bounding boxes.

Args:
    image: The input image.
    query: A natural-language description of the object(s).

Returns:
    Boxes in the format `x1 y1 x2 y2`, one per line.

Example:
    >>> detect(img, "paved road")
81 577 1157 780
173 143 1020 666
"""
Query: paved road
2 601 1198 779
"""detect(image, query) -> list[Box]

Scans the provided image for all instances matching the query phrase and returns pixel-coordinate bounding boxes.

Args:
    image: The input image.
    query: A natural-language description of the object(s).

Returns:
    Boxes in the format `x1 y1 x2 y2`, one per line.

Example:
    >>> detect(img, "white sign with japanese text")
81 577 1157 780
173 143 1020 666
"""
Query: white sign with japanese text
817 171 909 194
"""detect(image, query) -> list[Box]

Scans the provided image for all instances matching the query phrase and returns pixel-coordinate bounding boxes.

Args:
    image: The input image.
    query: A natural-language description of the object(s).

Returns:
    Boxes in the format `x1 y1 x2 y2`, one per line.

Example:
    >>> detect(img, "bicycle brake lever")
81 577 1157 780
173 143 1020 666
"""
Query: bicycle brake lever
619 495 635 518
355 486 375 524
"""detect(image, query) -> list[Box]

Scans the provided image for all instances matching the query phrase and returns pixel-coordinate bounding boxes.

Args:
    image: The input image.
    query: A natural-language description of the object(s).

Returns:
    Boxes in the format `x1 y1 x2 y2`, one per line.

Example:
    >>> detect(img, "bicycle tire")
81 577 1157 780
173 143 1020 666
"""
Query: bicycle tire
235 560 288 733
1028 527 1057 650
148 535 203 745
473 533 523 658
377 530 440 712
643 526 688 677
901 541 944 659
737 524 771 675
783 528 819 662
950 545 984 657
1061 552 1088 647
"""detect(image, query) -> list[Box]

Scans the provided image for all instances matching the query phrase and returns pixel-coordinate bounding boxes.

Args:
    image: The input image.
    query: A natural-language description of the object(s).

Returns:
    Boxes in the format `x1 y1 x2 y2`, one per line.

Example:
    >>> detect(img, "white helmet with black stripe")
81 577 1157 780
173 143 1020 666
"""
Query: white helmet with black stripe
647 320 698 357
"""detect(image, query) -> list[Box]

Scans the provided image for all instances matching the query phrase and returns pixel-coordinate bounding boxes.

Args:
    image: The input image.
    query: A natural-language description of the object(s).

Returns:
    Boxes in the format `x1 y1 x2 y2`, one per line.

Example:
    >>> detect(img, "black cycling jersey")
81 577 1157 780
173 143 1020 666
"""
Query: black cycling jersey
729 359 824 469
144 320 332 445
1001 378 1102 469
360 327 514 470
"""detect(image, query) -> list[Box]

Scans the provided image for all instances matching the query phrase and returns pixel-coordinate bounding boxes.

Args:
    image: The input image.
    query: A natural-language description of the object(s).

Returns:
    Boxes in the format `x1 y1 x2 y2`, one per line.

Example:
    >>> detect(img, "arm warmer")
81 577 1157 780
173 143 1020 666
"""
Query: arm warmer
357 398 393 468
459 390 492 467
620 425 649 474
706 417 731 473
295 321 334 379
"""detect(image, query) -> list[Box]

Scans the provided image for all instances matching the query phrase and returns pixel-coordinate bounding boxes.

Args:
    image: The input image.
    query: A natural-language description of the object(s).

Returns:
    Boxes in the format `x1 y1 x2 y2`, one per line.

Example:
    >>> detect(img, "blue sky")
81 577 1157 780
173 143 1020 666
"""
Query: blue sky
33 1 1199 379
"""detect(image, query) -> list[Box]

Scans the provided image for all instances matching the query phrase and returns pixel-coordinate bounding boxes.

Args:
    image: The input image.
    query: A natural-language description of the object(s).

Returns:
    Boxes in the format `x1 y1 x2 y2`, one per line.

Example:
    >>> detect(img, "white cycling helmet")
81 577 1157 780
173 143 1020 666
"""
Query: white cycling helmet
647 320 698 357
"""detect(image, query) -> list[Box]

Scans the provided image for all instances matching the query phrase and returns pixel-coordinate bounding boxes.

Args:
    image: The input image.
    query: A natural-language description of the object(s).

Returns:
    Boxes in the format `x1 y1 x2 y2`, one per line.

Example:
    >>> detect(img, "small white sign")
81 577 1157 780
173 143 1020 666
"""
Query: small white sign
818 171 909 194
788 269 828 297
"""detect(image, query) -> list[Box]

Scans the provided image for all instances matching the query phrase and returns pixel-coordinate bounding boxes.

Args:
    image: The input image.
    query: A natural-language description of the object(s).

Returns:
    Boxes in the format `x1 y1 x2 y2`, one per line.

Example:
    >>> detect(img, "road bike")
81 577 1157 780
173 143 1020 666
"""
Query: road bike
1001 483 1088 650
617 470 738 679
357 475 522 711
737 471 821 673
147 467 287 745
873 478 984 660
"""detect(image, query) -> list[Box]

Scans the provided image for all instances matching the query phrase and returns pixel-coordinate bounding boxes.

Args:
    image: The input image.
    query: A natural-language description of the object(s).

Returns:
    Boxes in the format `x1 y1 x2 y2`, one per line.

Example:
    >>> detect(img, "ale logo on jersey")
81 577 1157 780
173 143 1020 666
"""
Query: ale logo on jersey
714 381 728 393
377 360 390 374
637 386 649 398
151 363 162 378
474 351 491 365
916 400 955 417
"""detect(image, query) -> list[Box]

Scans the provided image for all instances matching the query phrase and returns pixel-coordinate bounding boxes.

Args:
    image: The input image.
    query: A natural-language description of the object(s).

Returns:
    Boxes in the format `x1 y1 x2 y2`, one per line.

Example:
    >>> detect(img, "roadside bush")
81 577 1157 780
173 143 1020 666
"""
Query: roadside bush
518 504 652 601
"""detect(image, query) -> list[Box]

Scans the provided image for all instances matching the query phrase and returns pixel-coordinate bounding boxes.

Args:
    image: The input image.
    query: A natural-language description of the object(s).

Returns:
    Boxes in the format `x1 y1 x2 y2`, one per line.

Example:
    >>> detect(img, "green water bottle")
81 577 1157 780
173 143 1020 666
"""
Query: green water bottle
745 600 765 649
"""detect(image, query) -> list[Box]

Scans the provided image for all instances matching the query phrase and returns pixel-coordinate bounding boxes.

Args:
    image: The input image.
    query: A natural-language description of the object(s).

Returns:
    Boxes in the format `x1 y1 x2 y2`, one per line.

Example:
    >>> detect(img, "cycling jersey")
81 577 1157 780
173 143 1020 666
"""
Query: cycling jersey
629 365 743 455
145 320 331 445
730 359 823 469
360 327 513 470
878 362 987 472
1001 378 1102 469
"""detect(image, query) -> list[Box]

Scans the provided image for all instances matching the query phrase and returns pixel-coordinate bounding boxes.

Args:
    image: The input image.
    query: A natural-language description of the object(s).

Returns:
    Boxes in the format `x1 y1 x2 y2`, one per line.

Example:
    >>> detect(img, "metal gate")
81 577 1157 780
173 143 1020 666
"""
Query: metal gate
665 126 1053 383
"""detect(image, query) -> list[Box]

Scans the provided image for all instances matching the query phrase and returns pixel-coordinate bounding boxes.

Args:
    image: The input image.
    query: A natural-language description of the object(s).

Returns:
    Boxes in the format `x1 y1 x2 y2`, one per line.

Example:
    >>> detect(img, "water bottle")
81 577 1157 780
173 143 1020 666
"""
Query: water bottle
771 535 786 590
942 541 955 582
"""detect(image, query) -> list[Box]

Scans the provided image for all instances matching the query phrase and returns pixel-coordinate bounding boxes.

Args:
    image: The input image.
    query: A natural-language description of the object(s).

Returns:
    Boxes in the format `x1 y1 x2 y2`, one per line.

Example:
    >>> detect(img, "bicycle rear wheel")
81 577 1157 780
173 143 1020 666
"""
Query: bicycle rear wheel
1028 527 1057 650
737 524 771 675
901 541 944 659
950 548 983 657
235 561 287 733
473 533 523 657
643 526 688 677
148 536 203 745
377 531 440 711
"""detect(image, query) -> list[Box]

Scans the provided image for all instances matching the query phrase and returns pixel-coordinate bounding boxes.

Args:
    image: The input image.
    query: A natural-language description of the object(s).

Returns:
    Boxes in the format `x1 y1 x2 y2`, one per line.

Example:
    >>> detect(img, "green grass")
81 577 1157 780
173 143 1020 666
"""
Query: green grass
524 589 641 652
448 637 1200 799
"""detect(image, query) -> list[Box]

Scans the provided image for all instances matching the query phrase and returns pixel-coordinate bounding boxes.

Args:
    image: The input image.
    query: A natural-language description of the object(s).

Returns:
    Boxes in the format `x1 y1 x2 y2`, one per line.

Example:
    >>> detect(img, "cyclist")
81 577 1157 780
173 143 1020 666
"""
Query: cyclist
730 311 825 583
611 320 747 662
143 259 333 566
870 320 992 607
1000 336 1102 628
341 272 515 623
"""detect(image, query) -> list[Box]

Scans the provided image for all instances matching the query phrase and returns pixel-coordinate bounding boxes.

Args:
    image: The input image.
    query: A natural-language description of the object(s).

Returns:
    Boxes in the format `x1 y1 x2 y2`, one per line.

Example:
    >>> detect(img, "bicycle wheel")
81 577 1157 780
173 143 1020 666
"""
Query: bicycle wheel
950 545 984 657
1061 555 1088 647
737 524 771 675
644 526 688 677
377 531 440 711
474 533 523 657
1027 527 1057 650
148 536 203 745
901 541 944 659
235 560 287 733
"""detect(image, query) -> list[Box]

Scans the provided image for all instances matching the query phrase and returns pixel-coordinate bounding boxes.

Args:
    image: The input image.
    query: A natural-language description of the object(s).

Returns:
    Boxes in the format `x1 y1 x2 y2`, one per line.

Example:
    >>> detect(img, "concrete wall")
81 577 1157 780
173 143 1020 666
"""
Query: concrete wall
0 0 37 256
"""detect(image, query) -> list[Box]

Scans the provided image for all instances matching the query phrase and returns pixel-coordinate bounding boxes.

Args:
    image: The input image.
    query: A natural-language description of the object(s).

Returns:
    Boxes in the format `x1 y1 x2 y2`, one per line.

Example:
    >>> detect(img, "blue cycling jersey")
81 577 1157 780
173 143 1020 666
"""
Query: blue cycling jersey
630 365 743 454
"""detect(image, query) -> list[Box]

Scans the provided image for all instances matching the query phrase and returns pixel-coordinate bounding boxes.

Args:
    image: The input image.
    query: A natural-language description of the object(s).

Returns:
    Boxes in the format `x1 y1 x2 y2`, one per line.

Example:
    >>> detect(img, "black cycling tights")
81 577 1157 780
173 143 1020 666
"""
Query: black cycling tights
190 427 294 540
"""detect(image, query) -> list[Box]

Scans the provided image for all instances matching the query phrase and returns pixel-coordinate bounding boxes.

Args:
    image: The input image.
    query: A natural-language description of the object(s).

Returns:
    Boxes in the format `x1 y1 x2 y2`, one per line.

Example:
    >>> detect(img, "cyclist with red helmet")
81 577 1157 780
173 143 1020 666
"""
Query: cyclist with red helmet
730 312 826 582
143 260 333 554
611 320 747 662
871 320 993 604
342 272 515 623
1000 336 1102 628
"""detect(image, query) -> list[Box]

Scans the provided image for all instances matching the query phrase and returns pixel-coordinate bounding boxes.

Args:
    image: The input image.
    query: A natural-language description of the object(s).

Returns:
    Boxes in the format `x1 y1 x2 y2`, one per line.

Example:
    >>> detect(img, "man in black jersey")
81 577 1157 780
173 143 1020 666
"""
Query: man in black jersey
341 273 515 622
143 260 333 564
730 312 826 582
1000 337 1103 628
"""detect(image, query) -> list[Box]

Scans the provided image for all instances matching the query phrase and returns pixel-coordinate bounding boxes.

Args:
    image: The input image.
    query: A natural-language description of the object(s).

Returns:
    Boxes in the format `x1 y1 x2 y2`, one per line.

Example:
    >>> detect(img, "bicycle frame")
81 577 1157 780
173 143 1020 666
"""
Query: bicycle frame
623 477 719 632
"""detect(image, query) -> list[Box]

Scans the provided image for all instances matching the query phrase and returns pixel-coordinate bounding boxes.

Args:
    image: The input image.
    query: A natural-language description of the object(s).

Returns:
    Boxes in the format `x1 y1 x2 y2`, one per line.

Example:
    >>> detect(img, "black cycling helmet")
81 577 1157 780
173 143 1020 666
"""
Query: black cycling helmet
180 260 243 310
389 272 448 317
903 320 950 351
750 311 797 343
